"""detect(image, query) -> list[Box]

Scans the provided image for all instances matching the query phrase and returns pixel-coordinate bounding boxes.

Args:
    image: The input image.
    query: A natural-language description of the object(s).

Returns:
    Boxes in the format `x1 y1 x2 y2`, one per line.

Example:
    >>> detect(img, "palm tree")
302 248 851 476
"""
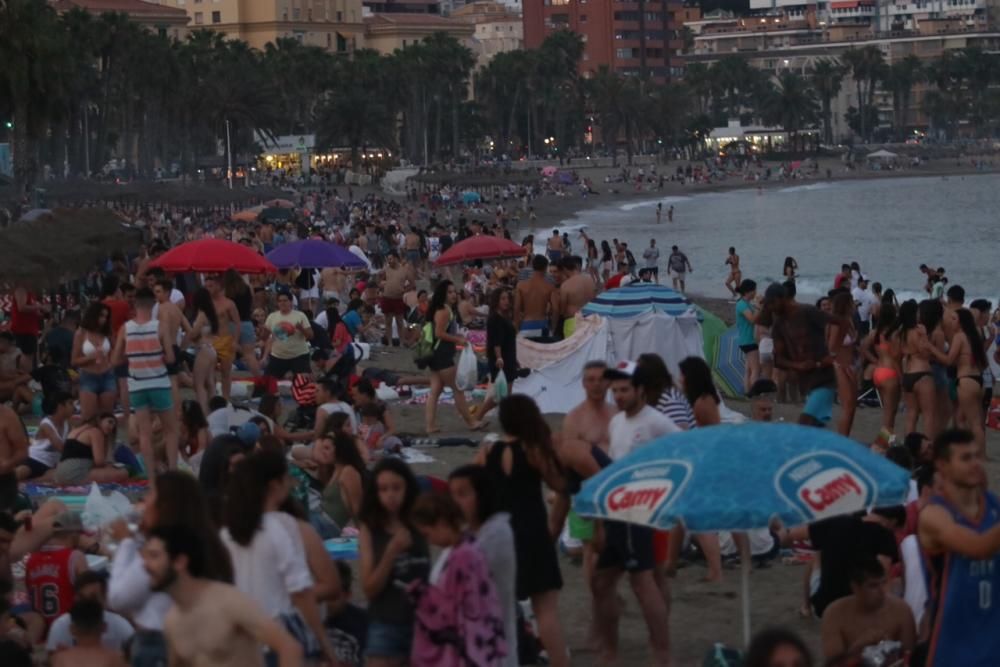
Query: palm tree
587 66 626 166
884 55 923 141
763 72 819 152
841 46 885 142
711 56 754 121
0 0 63 192
810 59 847 145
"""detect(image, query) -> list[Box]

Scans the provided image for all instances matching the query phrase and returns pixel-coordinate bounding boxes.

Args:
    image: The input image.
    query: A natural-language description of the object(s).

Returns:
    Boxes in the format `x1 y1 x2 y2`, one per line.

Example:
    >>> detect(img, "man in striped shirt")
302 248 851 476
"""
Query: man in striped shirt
112 288 178 480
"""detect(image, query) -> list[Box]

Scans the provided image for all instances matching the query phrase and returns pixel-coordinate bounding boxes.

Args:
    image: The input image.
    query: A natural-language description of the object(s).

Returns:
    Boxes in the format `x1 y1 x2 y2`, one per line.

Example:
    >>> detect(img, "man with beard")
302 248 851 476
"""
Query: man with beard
142 525 302 667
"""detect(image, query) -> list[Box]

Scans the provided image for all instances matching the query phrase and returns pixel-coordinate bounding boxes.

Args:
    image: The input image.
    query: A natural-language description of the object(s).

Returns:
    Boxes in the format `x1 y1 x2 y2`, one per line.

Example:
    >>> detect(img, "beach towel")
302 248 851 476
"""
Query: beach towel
410 539 507 667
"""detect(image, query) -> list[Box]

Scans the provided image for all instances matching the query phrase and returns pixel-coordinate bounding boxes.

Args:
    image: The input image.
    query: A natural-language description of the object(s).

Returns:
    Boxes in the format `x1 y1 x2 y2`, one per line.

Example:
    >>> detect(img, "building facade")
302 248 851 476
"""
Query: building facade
452 1 523 64
522 0 686 80
151 0 364 53
363 12 475 53
52 0 190 39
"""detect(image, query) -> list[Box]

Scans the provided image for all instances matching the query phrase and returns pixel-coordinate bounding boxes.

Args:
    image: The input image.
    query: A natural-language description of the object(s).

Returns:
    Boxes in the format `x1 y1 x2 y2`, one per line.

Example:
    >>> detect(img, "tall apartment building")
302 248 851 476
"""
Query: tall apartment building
52 0 190 39
522 0 686 80
747 0 990 32
151 0 364 53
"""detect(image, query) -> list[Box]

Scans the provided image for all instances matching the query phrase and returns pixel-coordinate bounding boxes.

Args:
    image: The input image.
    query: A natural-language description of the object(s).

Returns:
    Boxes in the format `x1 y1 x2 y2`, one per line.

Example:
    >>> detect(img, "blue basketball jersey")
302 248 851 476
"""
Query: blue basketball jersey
926 491 1000 667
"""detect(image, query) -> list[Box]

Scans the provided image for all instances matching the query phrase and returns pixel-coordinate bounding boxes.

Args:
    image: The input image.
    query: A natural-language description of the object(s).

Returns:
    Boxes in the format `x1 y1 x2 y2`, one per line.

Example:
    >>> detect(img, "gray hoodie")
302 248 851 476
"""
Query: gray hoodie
476 512 518 667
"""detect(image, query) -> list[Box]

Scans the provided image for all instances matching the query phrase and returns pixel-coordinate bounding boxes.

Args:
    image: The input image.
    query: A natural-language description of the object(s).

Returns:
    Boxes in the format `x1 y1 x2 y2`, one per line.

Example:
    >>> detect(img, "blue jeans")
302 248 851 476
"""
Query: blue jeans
130 630 167 667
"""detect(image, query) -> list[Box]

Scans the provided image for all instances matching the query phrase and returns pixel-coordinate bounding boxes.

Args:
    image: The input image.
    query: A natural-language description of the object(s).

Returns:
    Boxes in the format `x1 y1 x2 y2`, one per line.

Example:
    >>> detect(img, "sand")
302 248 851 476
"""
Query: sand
365 333 1000 665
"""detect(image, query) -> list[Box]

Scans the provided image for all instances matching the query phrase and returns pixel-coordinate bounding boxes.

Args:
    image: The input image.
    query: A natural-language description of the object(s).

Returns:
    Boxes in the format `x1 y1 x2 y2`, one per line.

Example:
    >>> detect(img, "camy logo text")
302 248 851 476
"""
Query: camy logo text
604 479 673 523
800 473 863 513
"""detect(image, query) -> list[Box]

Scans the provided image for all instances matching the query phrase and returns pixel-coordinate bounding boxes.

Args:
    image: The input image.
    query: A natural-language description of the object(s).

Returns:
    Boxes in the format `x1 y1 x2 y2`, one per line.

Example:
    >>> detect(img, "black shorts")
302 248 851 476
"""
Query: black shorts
597 521 656 573
19 457 51 480
165 345 183 376
0 472 18 511
740 343 759 354
646 267 659 276
428 343 456 372
266 353 312 379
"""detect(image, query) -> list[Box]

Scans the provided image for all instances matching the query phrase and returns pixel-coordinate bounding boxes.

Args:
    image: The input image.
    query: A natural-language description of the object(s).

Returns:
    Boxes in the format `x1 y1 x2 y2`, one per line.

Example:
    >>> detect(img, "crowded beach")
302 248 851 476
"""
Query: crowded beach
0 167 997 667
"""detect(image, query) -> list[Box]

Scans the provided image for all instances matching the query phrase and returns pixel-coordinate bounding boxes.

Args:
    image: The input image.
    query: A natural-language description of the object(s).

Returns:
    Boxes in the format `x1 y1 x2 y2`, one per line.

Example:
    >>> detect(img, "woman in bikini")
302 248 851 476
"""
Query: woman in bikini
724 247 741 298
920 299 952 434
861 303 902 437
898 300 938 438
930 308 987 457
827 292 859 437
182 288 220 414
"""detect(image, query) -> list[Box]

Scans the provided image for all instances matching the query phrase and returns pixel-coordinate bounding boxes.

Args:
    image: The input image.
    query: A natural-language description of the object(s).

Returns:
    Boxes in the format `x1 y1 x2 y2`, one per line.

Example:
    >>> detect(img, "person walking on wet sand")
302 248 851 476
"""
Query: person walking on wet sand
668 246 692 293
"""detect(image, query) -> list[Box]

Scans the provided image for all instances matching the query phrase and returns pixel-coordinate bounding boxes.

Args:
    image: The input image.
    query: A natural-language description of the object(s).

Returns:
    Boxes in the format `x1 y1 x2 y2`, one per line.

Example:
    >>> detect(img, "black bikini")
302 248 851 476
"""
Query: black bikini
902 371 932 393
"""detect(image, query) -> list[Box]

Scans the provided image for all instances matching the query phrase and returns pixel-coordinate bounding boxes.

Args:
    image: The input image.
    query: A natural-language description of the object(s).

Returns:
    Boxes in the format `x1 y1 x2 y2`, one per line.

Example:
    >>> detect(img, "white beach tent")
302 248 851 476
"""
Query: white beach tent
866 149 898 160
514 286 705 414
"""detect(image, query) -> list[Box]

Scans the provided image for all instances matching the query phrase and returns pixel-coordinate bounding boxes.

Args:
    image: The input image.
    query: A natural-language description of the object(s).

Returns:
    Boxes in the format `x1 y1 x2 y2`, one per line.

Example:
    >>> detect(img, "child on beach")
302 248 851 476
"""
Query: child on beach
358 458 430 667
358 402 386 452
409 492 507 667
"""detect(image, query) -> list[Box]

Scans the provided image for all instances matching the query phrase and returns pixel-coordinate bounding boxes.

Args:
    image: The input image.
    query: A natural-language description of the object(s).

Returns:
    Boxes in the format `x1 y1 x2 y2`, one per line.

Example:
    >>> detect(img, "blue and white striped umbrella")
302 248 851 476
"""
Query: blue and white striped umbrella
581 284 698 319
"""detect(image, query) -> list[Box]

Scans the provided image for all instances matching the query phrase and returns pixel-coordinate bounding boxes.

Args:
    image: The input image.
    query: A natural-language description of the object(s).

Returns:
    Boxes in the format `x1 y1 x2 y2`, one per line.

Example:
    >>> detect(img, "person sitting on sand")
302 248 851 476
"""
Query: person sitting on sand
820 558 915 662
50 599 128 667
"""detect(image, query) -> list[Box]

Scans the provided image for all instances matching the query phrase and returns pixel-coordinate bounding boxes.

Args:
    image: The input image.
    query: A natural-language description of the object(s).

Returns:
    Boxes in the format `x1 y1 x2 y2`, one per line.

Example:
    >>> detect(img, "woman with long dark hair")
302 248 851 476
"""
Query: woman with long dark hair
197 434 247 525
861 302 902 437
181 287 219 413
320 431 366 533
358 458 430 666
223 268 261 377
180 400 210 473
600 240 614 283
476 394 569 667
72 301 116 421
783 257 798 281
477 287 518 420
828 291 858 437
932 308 988 456
638 353 696 430
679 357 721 427
896 300 936 437
424 280 483 433
108 471 233 665
222 449 335 663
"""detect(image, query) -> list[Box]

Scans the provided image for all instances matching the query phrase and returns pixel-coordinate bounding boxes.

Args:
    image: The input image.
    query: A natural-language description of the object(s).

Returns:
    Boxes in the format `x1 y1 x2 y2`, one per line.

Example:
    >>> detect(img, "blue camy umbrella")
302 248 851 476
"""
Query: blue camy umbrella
265 239 367 270
713 326 746 398
572 422 910 645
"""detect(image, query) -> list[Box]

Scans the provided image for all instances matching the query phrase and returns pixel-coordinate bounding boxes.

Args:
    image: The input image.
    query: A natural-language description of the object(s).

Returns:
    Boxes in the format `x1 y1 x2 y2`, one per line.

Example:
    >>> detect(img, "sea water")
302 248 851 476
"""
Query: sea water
534 173 1000 304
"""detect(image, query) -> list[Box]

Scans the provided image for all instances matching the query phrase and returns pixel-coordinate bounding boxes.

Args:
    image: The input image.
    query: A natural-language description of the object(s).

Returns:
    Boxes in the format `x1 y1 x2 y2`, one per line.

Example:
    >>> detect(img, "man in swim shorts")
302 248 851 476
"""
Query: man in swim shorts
555 256 596 339
514 254 555 340
765 283 841 427
205 275 241 403
667 246 692 293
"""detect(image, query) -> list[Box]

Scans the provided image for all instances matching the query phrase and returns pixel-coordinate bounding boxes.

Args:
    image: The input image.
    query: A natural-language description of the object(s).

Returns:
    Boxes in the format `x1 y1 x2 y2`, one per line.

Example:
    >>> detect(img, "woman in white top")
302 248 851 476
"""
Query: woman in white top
180 288 219 414
221 449 336 664
108 471 232 666
72 302 116 421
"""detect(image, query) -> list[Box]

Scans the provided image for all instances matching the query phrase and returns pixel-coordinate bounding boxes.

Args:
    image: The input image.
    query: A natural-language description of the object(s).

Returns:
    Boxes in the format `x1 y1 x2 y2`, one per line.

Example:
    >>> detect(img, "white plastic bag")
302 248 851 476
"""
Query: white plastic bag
456 345 478 391
494 370 509 400
81 482 134 531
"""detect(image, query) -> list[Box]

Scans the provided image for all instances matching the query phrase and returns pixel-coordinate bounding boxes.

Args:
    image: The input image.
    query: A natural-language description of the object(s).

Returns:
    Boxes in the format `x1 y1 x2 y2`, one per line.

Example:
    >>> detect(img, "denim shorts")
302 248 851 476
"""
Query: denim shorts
366 621 413 658
239 321 256 346
80 370 117 395
130 387 173 412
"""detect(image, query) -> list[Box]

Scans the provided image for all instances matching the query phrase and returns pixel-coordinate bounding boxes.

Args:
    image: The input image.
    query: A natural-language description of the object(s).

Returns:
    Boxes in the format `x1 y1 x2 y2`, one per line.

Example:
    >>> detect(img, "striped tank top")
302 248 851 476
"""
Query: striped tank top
124 319 170 392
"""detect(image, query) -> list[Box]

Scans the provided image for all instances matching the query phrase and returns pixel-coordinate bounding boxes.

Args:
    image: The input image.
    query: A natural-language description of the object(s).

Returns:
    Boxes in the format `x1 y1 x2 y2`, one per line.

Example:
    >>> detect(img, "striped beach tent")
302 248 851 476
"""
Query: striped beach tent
581 284 701 320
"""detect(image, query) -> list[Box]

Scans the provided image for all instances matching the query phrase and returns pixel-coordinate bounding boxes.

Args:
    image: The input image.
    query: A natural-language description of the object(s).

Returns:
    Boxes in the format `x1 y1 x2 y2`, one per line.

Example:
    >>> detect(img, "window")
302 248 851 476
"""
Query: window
327 32 332 47
293 7 300 19
337 10 342 20
177 0 184 5
194 11 203 24
211 10 220 22
193 0 201 3
581 14 587 22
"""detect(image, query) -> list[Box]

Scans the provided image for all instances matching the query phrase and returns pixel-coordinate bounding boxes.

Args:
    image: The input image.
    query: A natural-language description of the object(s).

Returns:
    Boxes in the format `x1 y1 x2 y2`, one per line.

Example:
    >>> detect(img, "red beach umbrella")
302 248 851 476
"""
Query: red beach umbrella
434 235 526 267
149 239 277 274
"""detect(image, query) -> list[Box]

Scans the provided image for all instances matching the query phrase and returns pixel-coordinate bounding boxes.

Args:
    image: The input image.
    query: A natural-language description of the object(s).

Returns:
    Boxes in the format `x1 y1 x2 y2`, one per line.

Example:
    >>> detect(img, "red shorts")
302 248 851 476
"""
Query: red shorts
653 530 670 564
379 297 406 316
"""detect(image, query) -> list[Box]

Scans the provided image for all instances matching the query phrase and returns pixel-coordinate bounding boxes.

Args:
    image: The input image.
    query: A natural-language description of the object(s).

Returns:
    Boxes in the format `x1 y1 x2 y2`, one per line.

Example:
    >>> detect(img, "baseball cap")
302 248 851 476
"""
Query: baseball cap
52 511 84 533
604 360 639 381
236 421 261 448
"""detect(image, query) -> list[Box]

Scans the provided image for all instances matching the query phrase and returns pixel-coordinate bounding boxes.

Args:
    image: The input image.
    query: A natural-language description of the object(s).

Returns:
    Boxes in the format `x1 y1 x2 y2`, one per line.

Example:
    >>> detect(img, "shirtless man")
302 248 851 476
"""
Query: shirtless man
319 265 348 305
380 252 414 347
514 255 556 340
51 599 128 667
204 275 240 403
143 525 303 667
404 227 423 270
546 229 565 263
820 558 916 661
0 404 28 511
555 256 596 339
725 247 742 298
0 333 32 414
154 280 192 413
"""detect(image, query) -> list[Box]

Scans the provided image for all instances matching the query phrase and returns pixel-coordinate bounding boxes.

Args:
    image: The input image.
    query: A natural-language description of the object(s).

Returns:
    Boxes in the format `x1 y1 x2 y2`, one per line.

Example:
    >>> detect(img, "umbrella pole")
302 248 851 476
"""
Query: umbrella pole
741 550 751 647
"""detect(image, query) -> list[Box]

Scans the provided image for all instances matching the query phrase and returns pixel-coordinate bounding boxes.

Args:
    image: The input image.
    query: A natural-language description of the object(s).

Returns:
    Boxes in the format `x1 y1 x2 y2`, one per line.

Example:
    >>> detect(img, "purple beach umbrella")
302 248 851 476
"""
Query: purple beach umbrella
265 239 367 269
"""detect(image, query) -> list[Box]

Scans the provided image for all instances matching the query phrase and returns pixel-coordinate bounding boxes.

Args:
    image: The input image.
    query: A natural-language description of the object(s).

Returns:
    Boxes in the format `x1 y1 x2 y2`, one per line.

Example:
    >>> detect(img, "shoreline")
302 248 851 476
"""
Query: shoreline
522 158 997 230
